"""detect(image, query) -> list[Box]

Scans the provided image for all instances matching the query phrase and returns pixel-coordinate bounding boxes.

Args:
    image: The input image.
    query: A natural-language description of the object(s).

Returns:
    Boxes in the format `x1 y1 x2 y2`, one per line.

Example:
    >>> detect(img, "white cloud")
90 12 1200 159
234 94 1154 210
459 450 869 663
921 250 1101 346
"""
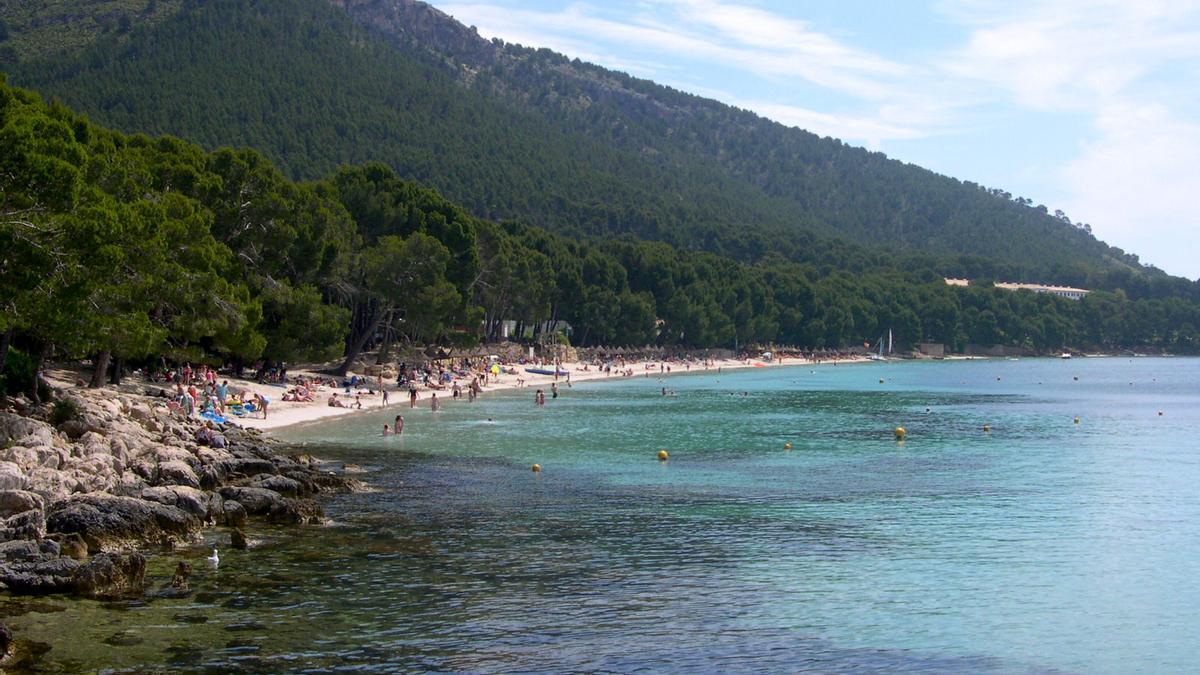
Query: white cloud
739 101 926 148
439 0 1200 275
938 0 1200 277
1058 104 1200 277
440 1 908 99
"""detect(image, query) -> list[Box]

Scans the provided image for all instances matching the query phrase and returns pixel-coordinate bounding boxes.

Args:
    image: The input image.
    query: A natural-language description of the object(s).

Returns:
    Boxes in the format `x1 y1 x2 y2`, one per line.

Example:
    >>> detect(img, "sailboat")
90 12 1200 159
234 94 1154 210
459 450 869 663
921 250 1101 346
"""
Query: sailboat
868 329 893 361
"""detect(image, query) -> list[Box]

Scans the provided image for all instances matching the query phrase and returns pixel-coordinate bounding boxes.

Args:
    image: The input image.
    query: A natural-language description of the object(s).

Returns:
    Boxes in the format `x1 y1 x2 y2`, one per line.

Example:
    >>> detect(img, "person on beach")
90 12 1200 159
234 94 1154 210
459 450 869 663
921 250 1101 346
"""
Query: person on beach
430 393 440 412
382 389 389 407
255 392 269 419
395 415 404 435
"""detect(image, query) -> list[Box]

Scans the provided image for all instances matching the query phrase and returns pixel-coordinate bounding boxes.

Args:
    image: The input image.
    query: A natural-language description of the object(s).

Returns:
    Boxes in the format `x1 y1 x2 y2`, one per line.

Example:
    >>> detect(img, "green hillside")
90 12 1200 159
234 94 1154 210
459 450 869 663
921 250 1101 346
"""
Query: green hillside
6 73 1199 406
3 0 1158 288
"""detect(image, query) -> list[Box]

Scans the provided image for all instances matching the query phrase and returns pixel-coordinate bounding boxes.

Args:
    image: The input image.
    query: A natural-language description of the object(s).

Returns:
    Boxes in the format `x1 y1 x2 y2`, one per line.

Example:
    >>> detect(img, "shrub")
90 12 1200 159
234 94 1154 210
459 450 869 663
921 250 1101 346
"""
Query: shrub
49 397 82 426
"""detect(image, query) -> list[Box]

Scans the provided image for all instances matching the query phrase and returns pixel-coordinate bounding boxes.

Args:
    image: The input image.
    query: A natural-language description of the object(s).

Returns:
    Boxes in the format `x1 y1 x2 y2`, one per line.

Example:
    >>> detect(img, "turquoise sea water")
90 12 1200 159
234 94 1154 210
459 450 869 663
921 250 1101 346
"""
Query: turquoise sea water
6 358 1199 672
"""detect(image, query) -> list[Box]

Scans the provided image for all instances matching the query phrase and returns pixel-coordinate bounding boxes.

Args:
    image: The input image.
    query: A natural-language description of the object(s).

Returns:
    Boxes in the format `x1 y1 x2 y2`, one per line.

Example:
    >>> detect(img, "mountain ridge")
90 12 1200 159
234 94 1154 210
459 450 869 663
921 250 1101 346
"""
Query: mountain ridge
1 0 1175 290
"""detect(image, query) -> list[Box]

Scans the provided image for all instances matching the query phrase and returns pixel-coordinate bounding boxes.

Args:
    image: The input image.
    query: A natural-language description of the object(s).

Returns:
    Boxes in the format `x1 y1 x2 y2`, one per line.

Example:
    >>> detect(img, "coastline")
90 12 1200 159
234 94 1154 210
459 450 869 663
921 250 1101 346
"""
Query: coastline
234 355 872 434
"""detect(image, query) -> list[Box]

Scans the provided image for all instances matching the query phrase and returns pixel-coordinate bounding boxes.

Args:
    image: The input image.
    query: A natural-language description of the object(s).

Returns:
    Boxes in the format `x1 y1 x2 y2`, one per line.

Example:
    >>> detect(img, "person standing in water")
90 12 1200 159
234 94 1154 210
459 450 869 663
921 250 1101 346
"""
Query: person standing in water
551 382 558 399
394 415 404 435
430 393 440 412
409 386 418 408
382 424 391 436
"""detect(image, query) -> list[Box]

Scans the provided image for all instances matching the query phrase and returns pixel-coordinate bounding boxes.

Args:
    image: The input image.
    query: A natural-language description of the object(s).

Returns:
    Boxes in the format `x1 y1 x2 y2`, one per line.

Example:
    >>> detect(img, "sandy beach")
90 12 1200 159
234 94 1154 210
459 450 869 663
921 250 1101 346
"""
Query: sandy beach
217 355 869 433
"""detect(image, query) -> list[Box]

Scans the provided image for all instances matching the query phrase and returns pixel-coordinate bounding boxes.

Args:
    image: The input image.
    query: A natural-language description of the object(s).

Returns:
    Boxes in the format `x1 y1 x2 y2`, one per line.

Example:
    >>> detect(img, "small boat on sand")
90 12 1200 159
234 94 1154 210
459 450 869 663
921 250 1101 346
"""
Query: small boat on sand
525 368 568 376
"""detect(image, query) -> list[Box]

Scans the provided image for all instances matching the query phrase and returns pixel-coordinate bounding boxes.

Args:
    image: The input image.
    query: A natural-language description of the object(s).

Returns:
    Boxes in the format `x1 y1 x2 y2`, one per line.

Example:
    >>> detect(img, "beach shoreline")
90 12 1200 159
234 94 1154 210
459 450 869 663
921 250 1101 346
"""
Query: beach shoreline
227 355 872 433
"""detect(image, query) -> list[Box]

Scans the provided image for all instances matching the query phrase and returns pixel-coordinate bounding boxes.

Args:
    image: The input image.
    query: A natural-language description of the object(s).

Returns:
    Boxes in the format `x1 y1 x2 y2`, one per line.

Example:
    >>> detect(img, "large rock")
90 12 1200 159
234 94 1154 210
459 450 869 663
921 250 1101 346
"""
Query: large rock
0 539 44 562
0 490 45 518
248 474 306 497
220 457 278 478
0 446 39 472
157 461 201 489
46 493 201 552
25 467 79 502
0 555 79 594
0 412 55 448
0 509 46 541
267 498 324 525
223 500 247 528
217 487 283 515
0 552 146 598
139 486 210 519
0 462 25 491
70 552 147 598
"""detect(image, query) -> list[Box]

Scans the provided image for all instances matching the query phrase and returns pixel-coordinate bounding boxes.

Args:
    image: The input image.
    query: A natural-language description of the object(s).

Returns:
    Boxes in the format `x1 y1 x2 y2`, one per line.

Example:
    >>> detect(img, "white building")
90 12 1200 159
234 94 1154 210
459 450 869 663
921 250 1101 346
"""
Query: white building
944 278 1089 300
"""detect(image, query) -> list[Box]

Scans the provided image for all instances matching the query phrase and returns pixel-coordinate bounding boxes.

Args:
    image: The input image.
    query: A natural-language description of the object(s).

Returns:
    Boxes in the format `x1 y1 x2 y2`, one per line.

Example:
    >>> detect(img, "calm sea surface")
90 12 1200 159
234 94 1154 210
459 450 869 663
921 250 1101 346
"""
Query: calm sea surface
6 357 1200 673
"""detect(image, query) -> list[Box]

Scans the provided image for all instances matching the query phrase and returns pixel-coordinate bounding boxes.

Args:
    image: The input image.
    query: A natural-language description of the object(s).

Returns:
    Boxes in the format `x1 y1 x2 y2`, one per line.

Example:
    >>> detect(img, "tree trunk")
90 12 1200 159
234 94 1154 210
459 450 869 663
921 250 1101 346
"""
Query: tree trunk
30 341 48 404
90 350 111 388
0 326 12 374
336 306 386 376
110 357 124 385
375 311 395 365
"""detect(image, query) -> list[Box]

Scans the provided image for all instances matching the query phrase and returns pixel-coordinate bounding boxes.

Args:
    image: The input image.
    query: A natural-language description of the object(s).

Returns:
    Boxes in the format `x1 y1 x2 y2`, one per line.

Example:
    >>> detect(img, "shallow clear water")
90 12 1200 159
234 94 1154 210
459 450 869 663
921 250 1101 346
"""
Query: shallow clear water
6 358 1199 672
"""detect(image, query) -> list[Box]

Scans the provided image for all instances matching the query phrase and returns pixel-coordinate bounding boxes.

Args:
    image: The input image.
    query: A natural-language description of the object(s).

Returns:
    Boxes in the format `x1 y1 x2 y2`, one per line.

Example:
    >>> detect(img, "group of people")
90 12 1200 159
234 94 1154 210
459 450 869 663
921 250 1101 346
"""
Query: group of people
382 414 405 436
162 365 267 417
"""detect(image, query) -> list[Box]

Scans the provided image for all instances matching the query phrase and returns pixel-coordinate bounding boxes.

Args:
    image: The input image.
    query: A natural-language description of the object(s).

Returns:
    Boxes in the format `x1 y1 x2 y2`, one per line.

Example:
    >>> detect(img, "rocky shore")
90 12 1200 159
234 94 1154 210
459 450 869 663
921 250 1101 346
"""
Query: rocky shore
0 383 361 653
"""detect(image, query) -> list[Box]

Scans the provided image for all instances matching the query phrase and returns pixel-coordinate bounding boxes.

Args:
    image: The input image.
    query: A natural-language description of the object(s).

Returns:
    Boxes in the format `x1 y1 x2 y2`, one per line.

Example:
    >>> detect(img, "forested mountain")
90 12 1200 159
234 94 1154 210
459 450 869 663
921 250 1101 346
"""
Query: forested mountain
1 0 1175 291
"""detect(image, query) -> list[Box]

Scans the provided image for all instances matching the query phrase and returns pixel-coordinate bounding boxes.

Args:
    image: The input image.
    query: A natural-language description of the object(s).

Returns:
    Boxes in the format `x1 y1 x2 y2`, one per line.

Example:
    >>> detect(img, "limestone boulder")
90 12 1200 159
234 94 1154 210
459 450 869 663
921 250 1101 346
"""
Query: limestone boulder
0 552 146 598
0 509 46 541
46 493 201 552
218 487 283 515
0 412 55 448
157 460 201 489
248 474 306 497
0 491 45 518
267 498 324 525
25 467 79 502
223 500 247 528
0 462 26 491
139 486 210 519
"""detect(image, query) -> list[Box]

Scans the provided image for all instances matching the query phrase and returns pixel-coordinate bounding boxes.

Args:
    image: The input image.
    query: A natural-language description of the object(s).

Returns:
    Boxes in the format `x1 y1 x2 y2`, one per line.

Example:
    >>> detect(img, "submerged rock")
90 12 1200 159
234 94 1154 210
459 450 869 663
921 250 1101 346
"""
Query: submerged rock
267 498 323 525
223 500 248 528
70 552 147 598
170 561 192 589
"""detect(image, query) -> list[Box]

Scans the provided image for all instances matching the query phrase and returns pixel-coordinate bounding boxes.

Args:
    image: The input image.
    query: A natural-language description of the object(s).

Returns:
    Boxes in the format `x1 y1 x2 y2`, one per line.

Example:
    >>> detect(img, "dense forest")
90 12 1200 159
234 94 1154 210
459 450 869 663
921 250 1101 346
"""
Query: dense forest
5 0 1195 302
4 79 1199 399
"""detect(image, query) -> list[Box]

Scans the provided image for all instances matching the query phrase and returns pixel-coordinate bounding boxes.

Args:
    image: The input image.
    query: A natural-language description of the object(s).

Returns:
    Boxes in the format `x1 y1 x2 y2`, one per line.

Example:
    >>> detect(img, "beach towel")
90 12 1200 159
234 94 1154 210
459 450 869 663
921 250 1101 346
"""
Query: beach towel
200 411 227 424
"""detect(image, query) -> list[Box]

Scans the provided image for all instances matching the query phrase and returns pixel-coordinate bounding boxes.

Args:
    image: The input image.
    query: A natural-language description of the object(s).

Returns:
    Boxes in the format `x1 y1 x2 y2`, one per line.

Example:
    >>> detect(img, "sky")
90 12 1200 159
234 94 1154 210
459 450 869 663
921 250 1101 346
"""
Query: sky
436 0 1200 280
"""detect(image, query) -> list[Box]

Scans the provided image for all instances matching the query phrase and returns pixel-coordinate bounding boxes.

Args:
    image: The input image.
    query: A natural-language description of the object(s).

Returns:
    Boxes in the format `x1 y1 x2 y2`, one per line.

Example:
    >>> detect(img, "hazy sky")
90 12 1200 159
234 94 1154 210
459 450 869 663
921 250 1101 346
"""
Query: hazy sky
438 0 1200 280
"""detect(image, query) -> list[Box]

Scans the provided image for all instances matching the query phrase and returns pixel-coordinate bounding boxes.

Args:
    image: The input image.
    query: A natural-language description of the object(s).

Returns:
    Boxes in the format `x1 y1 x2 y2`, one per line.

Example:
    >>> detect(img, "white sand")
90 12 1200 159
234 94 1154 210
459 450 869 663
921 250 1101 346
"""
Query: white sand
228 355 867 432
44 355 867 433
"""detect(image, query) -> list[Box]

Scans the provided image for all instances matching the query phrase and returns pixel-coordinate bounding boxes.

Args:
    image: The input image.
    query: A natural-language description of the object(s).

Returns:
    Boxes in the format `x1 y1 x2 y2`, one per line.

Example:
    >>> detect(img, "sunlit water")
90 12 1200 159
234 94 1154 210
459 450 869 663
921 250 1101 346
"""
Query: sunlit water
5 358 1199 672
